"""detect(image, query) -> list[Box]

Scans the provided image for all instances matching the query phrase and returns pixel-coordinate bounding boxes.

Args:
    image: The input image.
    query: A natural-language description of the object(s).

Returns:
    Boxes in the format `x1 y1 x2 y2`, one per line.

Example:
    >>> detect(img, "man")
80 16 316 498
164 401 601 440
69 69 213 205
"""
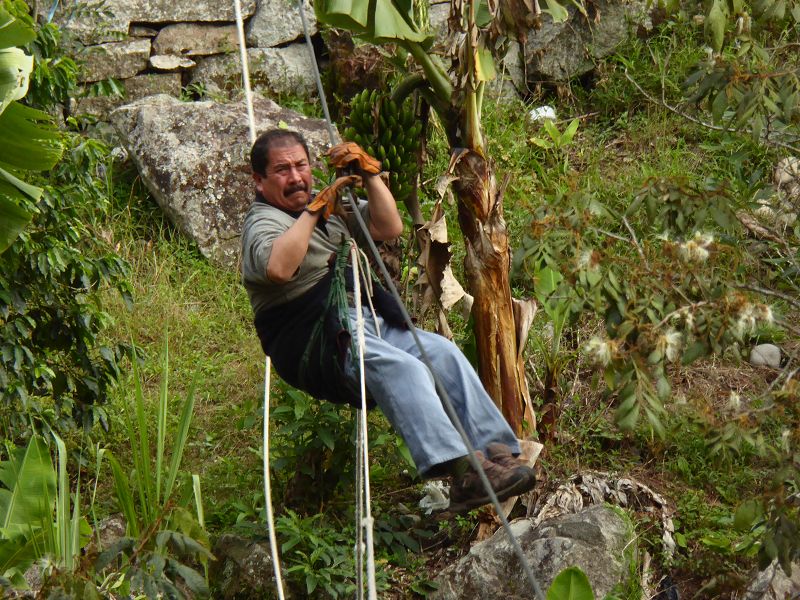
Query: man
241 129 535 512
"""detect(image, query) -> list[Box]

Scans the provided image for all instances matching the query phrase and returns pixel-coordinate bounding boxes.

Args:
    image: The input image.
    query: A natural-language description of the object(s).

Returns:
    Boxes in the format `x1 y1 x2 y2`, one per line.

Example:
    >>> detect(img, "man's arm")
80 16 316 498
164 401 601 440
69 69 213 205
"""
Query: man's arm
364 174 403 241
266 210 320 283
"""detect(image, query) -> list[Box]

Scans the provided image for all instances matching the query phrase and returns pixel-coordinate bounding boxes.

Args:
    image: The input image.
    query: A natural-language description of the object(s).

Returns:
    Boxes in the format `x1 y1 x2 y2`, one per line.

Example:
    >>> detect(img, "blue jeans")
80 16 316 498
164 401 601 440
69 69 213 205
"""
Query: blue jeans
344 308 519 477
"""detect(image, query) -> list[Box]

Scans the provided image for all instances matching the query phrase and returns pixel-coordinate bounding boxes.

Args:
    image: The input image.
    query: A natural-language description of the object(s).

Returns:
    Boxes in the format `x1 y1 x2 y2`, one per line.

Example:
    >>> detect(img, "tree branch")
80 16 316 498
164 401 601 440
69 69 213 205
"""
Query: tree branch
736 284 800 312
624 69 800 154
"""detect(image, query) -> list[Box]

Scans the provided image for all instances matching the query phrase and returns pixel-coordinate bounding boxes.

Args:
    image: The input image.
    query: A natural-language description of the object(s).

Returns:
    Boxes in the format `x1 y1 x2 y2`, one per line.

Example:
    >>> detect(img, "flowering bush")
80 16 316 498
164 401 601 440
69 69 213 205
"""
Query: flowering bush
514 174 799 573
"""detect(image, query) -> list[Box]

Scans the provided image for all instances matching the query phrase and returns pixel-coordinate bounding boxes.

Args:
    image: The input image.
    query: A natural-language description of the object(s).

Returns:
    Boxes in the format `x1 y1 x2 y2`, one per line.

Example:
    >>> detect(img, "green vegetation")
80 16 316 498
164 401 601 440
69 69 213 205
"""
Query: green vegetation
1 0 799 598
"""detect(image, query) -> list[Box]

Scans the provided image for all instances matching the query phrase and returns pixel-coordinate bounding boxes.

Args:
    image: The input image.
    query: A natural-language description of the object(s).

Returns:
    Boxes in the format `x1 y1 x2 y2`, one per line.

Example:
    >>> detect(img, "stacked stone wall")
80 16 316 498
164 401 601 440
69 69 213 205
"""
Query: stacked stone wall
42 0 318 116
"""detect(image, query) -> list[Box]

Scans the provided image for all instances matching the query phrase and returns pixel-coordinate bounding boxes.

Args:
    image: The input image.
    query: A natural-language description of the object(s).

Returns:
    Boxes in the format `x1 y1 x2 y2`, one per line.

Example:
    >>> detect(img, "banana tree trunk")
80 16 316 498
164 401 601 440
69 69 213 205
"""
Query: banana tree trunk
452 149 529 435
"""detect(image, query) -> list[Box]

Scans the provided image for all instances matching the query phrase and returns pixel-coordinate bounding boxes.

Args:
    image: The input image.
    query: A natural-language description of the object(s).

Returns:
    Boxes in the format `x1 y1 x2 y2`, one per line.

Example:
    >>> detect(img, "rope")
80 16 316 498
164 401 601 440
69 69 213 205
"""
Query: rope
261 357 286 600
231 1 285 597
296 5 545 598
233 0 256 146
351 243 379 600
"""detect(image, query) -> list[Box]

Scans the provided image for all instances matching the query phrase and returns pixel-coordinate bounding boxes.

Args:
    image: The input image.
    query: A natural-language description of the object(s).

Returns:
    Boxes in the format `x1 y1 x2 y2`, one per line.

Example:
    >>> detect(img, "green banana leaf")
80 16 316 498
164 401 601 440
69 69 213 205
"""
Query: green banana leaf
316 0 430 44
0 101 62 170
0 436 56 536
0 6 36 48
0 530 43 588
0 47 32 114
0 192 32 253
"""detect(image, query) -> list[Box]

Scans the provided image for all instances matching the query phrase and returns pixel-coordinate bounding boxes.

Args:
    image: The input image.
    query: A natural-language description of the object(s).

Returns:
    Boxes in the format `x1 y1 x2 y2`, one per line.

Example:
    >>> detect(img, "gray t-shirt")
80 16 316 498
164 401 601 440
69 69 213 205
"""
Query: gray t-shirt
241 198 371 314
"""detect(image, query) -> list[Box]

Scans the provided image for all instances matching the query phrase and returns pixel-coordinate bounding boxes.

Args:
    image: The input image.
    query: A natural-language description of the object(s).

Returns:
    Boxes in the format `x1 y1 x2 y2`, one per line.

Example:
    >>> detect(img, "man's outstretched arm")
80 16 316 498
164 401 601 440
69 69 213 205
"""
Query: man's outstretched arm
363 174 403 241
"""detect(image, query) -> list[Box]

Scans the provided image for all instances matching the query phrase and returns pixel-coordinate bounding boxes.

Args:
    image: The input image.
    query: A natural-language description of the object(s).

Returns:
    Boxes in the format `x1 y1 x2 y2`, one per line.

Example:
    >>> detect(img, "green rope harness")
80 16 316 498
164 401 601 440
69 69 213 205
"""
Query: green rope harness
299 238 360 390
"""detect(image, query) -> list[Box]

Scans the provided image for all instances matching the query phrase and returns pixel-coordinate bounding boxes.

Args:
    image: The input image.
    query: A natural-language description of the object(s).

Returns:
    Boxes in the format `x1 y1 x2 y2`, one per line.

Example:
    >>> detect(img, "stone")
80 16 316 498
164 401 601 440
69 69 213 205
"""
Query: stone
110 94 333 266
75 73 183 118
153 23 240 57
524 0 650 83
210 533 294 599
246 0 316 47
78 39 152 83
750 344 782 369
150 55 197 70
96 514 127 550
428 0 450 38
744 560 800 600
129 25 159 38
190 45 316 99
431 505 634 599
55 0 257 45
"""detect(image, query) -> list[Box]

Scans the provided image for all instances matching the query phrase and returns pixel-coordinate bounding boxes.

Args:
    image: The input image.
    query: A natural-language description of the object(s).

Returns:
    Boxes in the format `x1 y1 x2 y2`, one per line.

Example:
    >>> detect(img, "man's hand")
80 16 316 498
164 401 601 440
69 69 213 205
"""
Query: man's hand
326 142 382 177
305 174 361 220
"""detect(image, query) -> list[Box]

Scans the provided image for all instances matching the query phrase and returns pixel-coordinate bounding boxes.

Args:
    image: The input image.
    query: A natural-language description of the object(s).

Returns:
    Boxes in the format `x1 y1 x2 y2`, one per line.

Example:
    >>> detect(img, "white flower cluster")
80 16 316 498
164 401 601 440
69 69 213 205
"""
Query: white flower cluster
584 337 617 366
733 302 774 338
656 328 683 363
677 231 714 264
577 249 597 271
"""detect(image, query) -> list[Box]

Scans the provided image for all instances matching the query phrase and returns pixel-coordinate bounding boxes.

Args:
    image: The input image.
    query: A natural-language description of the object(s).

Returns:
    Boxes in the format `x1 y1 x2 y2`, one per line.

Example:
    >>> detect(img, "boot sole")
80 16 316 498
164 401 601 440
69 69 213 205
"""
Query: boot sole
447 469 536 514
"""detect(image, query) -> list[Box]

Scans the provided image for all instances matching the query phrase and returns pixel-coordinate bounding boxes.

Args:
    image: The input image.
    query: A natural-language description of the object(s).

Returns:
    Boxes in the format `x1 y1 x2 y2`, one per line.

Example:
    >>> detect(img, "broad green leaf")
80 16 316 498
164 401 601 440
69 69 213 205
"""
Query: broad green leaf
535 266 563 299
0 436 56 535
0 193 31 253
615 393 640 431
561 118 580 144
372 0 429 43
711 89 728 124
0 102 62 171
542 0 569 22
0 7 36 50
0 47 32 114
0 530 42 583
316 0 370 30
543 118 560 142
546 566 594 600
705 0 727 53
475 45 496 82
476 0 493 27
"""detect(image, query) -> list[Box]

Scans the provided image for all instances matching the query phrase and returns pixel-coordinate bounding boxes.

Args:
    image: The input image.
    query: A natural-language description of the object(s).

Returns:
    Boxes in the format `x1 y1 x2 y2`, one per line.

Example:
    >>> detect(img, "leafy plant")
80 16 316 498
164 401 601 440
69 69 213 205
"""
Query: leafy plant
0 132 132 438
95 339 211 598
546 566 594 600
0 433 92 593
0 0 64 253
276 509 363 598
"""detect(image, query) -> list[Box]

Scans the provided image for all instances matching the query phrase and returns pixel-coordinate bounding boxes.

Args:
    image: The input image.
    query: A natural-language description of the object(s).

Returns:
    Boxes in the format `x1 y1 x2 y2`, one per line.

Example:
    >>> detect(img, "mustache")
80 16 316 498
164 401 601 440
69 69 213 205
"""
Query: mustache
284 183 308 196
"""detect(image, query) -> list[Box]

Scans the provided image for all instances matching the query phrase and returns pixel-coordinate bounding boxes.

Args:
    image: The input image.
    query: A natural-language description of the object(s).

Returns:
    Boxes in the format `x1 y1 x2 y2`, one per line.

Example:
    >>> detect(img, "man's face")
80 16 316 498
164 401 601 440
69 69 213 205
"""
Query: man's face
253 143 313 211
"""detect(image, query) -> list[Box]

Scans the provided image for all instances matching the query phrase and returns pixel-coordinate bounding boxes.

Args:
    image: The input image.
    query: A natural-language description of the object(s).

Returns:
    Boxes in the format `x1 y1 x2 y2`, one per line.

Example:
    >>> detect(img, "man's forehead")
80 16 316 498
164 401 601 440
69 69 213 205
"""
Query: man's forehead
269 143 309 164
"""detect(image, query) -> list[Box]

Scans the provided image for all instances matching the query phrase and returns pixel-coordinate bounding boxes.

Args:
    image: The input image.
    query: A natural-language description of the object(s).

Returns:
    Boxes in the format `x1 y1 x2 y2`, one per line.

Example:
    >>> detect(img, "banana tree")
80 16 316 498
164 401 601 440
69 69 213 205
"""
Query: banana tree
0 2 63 254
316 0 571 433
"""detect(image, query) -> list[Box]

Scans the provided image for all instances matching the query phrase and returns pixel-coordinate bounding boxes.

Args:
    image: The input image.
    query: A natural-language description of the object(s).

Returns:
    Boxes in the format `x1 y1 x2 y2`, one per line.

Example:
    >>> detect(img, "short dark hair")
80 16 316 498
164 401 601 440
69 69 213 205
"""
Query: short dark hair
250 130 310 175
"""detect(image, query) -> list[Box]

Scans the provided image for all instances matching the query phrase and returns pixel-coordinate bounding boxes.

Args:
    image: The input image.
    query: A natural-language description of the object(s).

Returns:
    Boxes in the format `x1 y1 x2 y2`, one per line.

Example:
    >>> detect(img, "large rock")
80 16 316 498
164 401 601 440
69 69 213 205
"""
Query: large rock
153 23 240 57
190 46 316 99
432 505 634 599
55 0 257 44
211 533 294 599
110 94 333 266
76 73 183 118
524 0 650 83
744 560 800 599
78 39 152 83
246 0 316 47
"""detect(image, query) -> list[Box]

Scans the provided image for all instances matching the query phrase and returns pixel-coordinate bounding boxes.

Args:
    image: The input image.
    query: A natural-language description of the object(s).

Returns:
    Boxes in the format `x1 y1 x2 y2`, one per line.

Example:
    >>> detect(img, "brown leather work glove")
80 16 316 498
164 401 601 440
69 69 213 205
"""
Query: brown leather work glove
305 174 362 220
326 142 382 177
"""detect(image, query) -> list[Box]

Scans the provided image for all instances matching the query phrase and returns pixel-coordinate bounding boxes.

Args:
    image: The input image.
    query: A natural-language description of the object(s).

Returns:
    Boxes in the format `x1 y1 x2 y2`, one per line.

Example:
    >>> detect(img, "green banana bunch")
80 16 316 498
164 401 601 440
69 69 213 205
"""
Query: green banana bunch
342 89 423 202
